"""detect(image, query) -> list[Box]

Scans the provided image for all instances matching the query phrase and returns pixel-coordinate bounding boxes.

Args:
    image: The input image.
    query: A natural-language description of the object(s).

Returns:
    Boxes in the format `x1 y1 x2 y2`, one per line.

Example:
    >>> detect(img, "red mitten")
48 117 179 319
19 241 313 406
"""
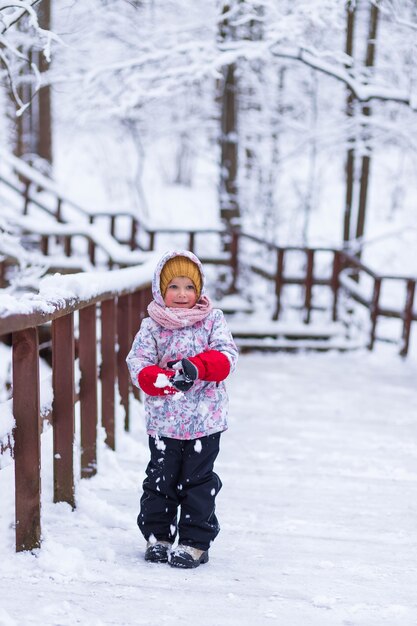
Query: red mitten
138 365 178 396
187 350 230 382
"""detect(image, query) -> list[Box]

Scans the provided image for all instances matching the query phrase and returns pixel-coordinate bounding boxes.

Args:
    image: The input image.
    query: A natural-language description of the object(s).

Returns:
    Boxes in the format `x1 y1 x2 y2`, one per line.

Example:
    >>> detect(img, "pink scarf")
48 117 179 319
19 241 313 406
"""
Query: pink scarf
147 295 213 330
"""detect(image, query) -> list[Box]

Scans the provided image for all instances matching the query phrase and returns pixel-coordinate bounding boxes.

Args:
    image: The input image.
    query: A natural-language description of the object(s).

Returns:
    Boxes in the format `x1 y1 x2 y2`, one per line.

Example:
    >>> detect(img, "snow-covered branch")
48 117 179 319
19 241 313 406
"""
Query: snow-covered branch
0 0 41 34
269 44 412 106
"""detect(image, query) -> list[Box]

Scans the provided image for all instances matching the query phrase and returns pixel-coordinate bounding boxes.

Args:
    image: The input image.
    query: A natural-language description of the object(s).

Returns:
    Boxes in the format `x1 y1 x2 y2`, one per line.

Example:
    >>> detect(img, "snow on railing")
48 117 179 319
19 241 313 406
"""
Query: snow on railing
3 211 153 268
0 260 156 552
235 234 417 356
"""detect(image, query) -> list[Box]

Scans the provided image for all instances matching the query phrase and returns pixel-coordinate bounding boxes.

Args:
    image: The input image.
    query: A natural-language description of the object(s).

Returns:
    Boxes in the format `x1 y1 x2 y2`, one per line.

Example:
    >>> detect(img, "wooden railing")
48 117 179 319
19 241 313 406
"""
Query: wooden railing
337 251 416 357
0 150 140 250
0 263 154 552
0 150 228 257
232 232 416 356
0 151 415 354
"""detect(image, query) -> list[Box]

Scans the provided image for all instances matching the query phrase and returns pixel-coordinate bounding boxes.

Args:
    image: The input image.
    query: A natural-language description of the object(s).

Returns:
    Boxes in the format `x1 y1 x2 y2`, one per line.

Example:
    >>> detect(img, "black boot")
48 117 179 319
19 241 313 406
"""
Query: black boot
144 540 172 563
169 544 209 569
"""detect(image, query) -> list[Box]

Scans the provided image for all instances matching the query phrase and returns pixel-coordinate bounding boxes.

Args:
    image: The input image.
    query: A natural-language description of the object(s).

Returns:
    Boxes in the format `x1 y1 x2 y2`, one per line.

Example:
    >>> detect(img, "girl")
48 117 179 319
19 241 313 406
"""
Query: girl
126 250 238 569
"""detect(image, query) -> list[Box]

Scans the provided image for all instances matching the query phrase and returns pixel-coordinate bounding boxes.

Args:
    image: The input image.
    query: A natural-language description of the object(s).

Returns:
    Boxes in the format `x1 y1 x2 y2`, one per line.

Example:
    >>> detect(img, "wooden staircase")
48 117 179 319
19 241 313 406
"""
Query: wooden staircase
1 150 415 356
216 295 367 353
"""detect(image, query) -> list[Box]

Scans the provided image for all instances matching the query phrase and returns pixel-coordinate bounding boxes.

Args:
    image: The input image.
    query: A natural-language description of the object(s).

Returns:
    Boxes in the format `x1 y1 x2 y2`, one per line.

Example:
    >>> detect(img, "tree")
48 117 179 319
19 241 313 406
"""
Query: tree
218 2 239 233
1 0 57 164
8 0 417 248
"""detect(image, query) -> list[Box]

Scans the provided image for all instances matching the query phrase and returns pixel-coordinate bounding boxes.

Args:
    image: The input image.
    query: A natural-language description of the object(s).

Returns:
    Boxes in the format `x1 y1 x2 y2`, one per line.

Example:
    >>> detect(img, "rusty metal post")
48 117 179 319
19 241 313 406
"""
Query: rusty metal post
12 327 41 552
117 294 131 432
149 232 155 251
52 313 75 508
101 299 116 449
304 249 315 324
400 279 416 358
273 248 285 321
79 305 98 478
110 216 116 238
369 277 382 350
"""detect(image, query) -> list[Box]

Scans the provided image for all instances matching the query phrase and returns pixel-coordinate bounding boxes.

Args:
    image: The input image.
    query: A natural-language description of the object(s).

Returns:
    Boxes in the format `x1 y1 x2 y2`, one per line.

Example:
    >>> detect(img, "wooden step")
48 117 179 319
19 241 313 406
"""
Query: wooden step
235 336 366 353
227 318 366 352
214 294 254 315
228 319 345 340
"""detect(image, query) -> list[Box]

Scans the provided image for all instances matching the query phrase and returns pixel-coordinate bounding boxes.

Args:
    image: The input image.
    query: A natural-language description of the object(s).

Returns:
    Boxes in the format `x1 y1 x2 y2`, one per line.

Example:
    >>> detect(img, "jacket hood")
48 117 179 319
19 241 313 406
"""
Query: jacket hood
152 250 206 306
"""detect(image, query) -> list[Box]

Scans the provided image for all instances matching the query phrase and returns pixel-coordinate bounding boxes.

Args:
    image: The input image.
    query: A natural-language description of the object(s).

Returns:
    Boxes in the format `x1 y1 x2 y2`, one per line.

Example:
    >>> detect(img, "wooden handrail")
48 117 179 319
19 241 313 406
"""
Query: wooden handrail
0 264 154 551
236 233 416 356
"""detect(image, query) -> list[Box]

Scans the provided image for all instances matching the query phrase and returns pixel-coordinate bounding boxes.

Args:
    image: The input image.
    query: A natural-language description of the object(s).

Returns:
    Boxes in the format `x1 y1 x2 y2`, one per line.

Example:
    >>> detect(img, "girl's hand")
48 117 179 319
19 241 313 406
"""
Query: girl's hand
167 358 198 392
138 365 178 396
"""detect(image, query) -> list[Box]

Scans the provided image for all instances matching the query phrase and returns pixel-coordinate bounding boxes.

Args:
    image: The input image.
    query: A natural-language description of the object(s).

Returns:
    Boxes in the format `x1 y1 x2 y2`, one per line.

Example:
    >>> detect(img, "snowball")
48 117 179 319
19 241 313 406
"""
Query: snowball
154 373 172 388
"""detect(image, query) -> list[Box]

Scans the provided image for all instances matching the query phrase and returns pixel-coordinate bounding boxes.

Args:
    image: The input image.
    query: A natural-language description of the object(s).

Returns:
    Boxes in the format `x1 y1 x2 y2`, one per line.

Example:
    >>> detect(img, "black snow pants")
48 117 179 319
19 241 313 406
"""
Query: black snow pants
138 433 222 551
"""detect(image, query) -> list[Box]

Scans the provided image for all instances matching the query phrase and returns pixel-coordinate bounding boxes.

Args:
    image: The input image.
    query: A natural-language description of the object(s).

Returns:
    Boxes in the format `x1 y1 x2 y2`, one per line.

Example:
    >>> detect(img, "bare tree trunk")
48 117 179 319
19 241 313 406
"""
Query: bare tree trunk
219 2 240 234
14 48 33 158
11 1 52 165
36 0 52 165
355 2 379 246
302 71 318 245
343 0 356 243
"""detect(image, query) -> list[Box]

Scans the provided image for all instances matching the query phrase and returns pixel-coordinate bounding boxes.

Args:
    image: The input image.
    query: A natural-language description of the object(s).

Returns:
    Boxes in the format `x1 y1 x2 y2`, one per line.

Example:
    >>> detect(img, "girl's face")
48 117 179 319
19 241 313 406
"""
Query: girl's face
163 276 198 309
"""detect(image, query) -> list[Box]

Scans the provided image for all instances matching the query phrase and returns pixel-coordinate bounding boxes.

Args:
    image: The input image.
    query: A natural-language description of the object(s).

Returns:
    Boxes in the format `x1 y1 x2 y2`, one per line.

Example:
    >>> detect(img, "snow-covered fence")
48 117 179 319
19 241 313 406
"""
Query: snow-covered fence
0 260 156 552
233 232 417 356
235 232 340 323
0 149 141 250
337 251 416 357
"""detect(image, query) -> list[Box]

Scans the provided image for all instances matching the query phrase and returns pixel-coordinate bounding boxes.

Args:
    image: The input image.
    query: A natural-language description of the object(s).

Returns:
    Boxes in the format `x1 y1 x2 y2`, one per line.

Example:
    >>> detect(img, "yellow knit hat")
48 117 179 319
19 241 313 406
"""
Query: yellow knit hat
160 256 202 299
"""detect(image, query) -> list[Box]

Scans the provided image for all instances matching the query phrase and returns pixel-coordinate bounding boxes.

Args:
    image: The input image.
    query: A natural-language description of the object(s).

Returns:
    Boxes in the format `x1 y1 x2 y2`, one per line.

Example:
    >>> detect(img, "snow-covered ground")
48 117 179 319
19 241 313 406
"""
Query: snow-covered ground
1 347 417 626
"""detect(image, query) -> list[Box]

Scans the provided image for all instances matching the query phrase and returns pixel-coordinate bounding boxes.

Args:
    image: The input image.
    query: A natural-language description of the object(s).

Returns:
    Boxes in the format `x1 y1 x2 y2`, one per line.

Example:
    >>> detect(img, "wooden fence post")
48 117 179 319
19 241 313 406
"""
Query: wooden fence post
79 305 98 478
230 230 239 293
41 235 49 256
0 261 6 288
189 232 195 253
52 313 75 508
12 327 41 552
273 248 285 321
88 239 96 266
117 294 131 432
56 198 63 223
304 249 315 324
130 291 142 337
400 279 416 358
369 278 381 350
331 250 341 321
129 291 142 401
101 299 116 450
23 180 30 215
64 235 72 257
130 218 137 250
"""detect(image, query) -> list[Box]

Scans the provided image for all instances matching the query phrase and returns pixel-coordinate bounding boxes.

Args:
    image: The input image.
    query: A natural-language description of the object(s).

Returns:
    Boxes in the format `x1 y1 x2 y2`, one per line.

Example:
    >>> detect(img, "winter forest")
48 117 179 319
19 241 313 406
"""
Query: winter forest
1 2 417 625
2 1 417 252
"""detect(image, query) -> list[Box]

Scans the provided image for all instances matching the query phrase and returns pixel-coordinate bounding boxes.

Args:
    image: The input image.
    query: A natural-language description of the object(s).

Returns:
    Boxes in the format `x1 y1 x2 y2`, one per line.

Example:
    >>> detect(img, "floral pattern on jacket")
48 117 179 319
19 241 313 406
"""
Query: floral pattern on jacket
126 249 239 440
